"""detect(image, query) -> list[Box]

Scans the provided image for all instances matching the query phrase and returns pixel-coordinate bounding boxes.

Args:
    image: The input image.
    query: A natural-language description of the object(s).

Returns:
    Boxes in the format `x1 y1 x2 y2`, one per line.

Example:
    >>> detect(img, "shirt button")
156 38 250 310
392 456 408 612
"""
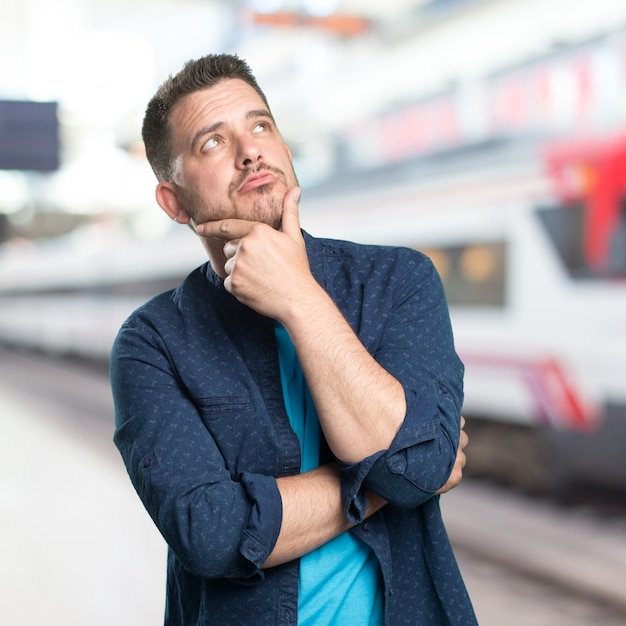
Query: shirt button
362 522 371 531
387 452 407 473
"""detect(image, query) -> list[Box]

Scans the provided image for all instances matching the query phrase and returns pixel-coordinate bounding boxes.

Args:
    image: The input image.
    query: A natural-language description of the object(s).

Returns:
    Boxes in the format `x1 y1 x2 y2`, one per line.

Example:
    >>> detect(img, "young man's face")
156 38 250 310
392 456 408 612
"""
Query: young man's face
157 78 298 231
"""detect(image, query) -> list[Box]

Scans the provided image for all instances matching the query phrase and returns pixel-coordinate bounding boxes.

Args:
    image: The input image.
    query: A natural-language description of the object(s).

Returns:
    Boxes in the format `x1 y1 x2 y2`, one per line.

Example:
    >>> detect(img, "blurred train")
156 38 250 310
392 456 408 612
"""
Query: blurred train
1 134 625 496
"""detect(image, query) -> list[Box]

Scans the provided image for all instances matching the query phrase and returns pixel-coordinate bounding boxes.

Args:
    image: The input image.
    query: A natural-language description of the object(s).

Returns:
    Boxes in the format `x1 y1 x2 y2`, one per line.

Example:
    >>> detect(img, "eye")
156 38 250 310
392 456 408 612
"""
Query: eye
201 135 223 151
252 121 271 133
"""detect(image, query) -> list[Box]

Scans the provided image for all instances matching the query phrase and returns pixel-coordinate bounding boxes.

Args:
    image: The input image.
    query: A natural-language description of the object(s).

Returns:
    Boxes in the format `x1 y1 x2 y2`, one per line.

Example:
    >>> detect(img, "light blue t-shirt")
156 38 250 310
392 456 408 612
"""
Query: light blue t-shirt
275 323 384 626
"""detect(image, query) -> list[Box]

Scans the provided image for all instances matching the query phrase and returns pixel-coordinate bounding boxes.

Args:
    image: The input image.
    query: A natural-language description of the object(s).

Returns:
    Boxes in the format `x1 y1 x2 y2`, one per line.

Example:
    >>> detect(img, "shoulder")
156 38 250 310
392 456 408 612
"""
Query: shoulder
117 263 212 334
304 231 437 280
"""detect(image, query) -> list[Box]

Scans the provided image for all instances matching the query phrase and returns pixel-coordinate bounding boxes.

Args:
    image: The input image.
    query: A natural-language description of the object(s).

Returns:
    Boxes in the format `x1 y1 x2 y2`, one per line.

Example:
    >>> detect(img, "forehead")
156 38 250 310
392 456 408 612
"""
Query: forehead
169 79 268 142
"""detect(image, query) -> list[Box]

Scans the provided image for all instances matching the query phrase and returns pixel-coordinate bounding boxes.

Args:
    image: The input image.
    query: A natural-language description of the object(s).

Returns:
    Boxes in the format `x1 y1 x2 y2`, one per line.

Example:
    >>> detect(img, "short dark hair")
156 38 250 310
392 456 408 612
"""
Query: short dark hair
142 54 270 182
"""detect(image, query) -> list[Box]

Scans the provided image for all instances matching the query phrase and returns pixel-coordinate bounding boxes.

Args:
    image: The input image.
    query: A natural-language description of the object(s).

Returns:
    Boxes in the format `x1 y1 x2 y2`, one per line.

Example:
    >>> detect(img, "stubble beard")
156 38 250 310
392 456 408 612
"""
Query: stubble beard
185 164 297 230
182 181 283 230
242 186 284 230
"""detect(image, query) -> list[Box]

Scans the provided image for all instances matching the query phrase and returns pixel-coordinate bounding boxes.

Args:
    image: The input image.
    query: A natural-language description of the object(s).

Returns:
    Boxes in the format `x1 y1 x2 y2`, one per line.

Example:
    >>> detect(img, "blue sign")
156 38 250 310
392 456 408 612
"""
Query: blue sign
0 100 60 171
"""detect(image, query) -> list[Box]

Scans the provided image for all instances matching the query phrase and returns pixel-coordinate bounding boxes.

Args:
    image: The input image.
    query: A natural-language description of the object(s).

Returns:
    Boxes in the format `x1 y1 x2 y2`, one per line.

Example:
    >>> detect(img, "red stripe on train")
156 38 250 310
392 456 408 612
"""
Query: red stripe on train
461 353 599 430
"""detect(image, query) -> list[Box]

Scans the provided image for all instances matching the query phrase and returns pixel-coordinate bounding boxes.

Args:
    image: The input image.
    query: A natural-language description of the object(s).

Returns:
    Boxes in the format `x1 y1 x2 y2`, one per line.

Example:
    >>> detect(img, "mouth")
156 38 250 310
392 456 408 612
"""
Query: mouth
237 170 278 194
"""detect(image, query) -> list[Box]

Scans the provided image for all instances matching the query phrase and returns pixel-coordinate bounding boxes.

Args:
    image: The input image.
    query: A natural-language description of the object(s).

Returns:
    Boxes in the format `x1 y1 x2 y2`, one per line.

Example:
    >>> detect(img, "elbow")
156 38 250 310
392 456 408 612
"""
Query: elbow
160 520 237 580
154 486 280 581
175 550 227 580
135 471 281 581
162 525 265 582
363 434 456 509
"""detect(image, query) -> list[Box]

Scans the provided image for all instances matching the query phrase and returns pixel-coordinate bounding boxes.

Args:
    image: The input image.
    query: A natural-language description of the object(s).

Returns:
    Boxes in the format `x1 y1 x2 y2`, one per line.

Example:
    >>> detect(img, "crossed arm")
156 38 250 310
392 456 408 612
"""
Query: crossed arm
196 187 467 569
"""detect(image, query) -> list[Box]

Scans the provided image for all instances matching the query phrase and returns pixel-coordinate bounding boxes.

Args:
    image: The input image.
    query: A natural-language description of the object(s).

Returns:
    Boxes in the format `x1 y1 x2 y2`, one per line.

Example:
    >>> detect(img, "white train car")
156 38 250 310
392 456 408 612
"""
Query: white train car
300 136 626 493
0 221 205 358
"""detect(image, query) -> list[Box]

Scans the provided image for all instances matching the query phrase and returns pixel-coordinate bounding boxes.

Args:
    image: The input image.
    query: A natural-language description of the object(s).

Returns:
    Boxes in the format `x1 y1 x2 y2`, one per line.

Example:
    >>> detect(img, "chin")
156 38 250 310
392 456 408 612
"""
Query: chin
246 196 283 228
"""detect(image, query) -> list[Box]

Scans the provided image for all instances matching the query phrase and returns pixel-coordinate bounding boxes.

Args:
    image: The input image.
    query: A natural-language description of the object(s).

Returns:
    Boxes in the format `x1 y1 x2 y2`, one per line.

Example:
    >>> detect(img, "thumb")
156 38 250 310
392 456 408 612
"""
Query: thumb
280 186 301 235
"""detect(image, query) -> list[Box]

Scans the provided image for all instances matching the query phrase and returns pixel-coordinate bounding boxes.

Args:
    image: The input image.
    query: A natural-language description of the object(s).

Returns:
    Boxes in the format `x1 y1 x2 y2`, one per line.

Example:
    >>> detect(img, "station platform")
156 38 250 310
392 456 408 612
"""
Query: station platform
0 378 166 626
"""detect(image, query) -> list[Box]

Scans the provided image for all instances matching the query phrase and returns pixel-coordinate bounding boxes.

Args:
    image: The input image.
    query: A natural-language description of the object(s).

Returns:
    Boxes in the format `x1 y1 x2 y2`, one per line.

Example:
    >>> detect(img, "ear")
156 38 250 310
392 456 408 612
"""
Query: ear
155 182 191 224
284 143 293 162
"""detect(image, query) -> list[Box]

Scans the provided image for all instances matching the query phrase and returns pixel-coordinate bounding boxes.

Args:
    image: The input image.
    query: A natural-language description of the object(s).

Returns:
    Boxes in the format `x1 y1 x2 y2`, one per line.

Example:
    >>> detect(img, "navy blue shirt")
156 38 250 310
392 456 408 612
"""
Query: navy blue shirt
110 232 478 625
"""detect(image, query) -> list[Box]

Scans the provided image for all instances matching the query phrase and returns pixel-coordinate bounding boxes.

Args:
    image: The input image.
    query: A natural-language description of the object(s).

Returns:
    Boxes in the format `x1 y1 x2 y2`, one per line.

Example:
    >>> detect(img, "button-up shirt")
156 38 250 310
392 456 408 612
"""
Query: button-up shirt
111 232 478 625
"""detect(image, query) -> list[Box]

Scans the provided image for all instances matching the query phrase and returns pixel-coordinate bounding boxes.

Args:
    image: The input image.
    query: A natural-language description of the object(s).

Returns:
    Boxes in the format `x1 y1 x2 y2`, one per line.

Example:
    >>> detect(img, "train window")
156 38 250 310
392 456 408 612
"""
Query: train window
421 241 507 307
536 202 626 279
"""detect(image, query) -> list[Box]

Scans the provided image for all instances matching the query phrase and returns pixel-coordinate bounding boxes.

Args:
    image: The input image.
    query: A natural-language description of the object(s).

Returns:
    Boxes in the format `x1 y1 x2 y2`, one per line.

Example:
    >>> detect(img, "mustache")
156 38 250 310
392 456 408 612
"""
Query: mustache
229 164 285 194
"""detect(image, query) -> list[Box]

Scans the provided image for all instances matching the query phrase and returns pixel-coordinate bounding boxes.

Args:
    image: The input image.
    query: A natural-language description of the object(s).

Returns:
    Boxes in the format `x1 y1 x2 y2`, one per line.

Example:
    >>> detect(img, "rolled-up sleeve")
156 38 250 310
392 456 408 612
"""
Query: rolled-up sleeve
339 249 464 523
111 319 283 583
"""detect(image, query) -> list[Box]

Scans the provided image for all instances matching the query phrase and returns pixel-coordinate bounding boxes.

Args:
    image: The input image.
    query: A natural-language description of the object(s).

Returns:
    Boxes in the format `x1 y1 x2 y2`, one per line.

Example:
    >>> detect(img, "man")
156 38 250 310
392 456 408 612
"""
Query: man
111 53 477 625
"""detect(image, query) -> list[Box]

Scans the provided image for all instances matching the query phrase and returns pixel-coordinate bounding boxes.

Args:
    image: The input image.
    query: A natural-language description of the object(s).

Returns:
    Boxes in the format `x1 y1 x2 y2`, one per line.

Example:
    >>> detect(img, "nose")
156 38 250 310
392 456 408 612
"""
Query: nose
237 136 262 169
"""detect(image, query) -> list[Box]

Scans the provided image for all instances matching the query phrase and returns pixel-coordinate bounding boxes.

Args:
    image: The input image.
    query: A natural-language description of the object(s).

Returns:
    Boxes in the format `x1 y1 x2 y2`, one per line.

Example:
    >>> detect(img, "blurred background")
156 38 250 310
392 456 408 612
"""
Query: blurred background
1 0 626 624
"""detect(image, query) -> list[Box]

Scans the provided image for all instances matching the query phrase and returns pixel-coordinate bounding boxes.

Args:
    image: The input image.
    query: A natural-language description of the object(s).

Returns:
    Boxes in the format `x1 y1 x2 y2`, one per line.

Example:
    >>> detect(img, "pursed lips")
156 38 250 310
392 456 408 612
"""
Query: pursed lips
238 170 278 193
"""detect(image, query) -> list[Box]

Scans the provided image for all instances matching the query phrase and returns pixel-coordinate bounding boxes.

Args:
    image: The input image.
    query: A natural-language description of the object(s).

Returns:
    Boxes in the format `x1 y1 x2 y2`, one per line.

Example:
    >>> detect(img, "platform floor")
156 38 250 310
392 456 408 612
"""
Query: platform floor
0 381 166 626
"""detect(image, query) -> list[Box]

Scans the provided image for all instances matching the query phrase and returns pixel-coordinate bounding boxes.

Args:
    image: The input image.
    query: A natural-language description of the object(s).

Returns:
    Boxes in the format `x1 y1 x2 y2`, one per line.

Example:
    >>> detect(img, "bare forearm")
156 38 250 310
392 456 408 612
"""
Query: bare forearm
198 208 405 463
281 283 406 463
263 464 386 569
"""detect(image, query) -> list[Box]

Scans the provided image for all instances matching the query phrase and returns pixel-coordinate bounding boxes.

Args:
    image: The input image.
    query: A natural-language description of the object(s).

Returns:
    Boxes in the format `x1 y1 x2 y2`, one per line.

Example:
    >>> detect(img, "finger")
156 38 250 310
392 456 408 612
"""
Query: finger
280 187 301 236
460 429 469 450
224 255 235 279
197 218 260 241
223 240 239 260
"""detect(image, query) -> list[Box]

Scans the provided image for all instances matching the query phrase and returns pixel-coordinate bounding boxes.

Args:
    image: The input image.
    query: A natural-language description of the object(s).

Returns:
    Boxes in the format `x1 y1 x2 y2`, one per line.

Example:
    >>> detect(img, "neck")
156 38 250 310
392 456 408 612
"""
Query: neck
200 237 228 280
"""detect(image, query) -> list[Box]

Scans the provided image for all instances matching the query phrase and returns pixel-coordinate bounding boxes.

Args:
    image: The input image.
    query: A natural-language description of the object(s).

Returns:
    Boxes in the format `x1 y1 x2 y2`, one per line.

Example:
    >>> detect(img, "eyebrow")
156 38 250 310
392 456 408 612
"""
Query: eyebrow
191 109 274 152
